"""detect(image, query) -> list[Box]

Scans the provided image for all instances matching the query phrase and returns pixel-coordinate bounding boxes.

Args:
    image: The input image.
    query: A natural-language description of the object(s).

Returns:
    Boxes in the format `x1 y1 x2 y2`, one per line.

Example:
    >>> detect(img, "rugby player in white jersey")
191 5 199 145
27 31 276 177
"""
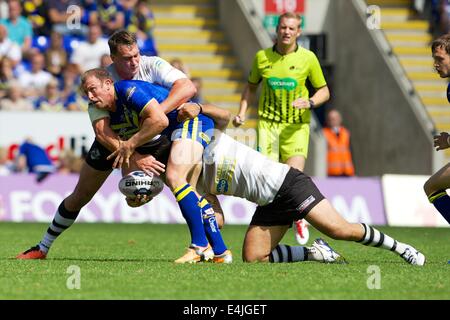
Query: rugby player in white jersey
198 130 426 265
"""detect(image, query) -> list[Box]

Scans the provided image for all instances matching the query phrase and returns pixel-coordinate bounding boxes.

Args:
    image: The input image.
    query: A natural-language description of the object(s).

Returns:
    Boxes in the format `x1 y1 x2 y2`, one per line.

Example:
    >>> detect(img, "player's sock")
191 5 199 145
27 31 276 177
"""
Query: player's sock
269 244 308 263
428 190 450 223
39 201 80 253
356 223 407 255
174 183 208 247
199 197 227 255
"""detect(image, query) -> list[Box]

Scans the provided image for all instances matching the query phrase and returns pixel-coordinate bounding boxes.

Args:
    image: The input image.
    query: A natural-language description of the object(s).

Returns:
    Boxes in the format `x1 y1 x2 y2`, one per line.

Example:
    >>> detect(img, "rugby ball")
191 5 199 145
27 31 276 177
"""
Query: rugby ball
118 171 164 198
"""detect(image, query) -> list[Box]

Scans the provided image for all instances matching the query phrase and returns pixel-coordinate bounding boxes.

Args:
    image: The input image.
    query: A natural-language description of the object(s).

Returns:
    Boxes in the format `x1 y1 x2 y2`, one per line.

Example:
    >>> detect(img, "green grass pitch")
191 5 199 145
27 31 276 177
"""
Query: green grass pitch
0 222 448 299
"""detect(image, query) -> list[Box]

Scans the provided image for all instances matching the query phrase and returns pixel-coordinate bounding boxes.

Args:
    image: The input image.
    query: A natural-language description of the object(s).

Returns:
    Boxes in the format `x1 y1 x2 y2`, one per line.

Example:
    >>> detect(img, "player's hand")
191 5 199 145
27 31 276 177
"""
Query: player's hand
107 140 135 169
292 98 310 109
433 132 450 151
126 195 153 207
232 115 245 127
130 152 165 176
177 102 201 122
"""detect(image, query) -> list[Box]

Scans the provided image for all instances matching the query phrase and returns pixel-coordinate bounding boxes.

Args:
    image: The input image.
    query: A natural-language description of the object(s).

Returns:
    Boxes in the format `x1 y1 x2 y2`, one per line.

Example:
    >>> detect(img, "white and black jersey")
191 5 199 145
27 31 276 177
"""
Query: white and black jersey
202 132 290 206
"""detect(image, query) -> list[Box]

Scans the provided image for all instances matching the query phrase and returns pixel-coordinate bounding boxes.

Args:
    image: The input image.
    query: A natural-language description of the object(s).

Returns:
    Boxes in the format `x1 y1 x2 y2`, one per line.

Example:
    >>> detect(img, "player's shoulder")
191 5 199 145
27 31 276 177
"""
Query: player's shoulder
140 55 171 69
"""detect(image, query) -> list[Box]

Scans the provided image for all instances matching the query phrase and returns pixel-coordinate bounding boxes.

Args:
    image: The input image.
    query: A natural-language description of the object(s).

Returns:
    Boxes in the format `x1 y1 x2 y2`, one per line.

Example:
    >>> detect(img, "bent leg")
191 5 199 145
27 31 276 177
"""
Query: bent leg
41 162 111 253
305 199 426 265
243 225 290 262
424 163 450 224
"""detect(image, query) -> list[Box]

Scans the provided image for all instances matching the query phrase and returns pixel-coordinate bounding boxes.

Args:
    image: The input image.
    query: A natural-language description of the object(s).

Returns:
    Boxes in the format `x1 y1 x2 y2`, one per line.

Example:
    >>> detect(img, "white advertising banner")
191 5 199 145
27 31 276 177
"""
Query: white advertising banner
382 174 449 227
0 111 94 160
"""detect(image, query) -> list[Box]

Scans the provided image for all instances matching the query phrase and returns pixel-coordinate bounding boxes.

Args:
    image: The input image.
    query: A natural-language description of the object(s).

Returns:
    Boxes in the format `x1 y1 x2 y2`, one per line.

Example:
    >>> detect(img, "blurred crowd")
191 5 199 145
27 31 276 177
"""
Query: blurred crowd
0 0 157 112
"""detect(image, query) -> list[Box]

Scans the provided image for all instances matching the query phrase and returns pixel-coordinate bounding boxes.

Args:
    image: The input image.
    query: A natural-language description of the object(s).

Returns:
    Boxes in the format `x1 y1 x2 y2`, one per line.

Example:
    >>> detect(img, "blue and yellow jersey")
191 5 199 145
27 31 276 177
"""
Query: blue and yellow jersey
249 45 327 124
111 80 170 141
111 80 213 148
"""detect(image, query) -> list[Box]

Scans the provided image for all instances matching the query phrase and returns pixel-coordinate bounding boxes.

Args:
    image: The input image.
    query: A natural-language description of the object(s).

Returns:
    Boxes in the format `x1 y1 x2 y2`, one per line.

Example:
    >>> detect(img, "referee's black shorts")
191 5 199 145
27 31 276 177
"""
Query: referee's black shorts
250 168 325 227
85 135 172 171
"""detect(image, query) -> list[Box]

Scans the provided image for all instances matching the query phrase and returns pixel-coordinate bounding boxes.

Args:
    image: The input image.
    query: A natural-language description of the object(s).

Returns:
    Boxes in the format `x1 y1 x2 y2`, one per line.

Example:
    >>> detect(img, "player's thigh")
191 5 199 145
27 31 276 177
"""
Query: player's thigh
305 199 362 241
243 225 290 262
279 123 309 163
424 162 450 195
257 119 280 162
166 139 203 188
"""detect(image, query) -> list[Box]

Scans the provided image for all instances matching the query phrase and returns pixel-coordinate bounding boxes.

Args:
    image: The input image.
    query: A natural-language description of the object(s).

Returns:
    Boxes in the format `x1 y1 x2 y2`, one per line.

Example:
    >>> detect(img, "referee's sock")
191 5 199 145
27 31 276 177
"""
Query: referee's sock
428 190 450 224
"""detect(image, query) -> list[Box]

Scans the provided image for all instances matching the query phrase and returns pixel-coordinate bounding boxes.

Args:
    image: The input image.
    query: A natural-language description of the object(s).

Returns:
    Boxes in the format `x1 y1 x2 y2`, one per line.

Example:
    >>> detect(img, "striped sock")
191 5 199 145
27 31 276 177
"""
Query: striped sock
39 201 80 253
428 190 450 224
173 183 208 247
199 197 227 255
356 223 406 255
269 244 308 263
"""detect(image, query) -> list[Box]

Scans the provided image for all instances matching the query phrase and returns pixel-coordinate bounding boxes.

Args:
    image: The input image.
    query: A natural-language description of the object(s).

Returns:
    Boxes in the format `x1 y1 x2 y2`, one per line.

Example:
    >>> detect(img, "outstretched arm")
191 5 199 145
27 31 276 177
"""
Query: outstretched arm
233 83 258 127
177 102 231 131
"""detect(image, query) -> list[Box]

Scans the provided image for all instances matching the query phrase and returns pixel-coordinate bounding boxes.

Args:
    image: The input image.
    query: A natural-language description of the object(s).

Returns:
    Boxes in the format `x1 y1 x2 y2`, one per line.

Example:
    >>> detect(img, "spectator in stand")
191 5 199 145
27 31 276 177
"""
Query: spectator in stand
127 0 157 56
190 77 204 104
81 0 98 27
70 24 110 73
15 138 55 182
322 108 355 177
0 24 21 66
170 58 190 78
22 0 49 36
35 77 76 111
18 51 52 99
97 0 125 36
100 53 112 68
0 146 14 175
47 0 86 36
0 1 8 20
0 57 15 98
44 31 67 76
0 81 34 111
0 0 32 56
60 63 80 104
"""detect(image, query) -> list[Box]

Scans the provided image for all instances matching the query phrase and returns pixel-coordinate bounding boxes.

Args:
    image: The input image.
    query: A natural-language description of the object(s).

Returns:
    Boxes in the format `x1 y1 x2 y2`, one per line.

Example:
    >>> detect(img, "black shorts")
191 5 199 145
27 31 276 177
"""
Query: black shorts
85 136 172 171
250 168 325 226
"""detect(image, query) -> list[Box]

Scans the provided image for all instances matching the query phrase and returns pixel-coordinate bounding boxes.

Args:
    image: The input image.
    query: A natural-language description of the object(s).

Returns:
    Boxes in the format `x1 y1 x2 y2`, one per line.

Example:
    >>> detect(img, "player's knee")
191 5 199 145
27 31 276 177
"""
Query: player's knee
165 168 184 190
423 177 434 196
242 249 268 263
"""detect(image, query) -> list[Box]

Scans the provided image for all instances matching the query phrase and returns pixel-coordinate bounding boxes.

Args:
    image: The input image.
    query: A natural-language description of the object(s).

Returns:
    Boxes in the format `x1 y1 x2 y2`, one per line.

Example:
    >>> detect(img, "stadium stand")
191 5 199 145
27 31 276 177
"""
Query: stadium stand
150 0 258 129
368 0 450 162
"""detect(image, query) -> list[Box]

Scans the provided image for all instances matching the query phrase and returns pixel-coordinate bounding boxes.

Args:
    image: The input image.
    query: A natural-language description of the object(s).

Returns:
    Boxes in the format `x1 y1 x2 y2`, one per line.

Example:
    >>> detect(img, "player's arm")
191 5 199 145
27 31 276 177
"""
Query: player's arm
177 103 231 131
159 78 197 114
107 98 169 169
234 83 258 126
92 117 121 152
149 57 197 114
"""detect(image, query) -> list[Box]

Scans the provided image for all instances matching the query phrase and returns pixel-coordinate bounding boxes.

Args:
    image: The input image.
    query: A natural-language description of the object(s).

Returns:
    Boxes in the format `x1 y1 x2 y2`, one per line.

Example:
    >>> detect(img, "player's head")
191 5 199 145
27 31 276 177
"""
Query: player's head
108 30 141 80
81 68 115 110
432 34 450 78
276 12 302 47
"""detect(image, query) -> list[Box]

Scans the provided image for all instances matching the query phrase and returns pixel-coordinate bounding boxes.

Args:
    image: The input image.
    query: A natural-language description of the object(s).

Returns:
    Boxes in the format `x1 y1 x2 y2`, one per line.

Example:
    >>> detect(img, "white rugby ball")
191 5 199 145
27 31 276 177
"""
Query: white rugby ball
118 171 164 198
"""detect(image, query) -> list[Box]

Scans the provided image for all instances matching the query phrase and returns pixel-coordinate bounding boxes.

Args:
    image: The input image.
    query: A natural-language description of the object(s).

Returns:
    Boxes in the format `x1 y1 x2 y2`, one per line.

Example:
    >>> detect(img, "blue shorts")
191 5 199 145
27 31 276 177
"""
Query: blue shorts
163 113 214 149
